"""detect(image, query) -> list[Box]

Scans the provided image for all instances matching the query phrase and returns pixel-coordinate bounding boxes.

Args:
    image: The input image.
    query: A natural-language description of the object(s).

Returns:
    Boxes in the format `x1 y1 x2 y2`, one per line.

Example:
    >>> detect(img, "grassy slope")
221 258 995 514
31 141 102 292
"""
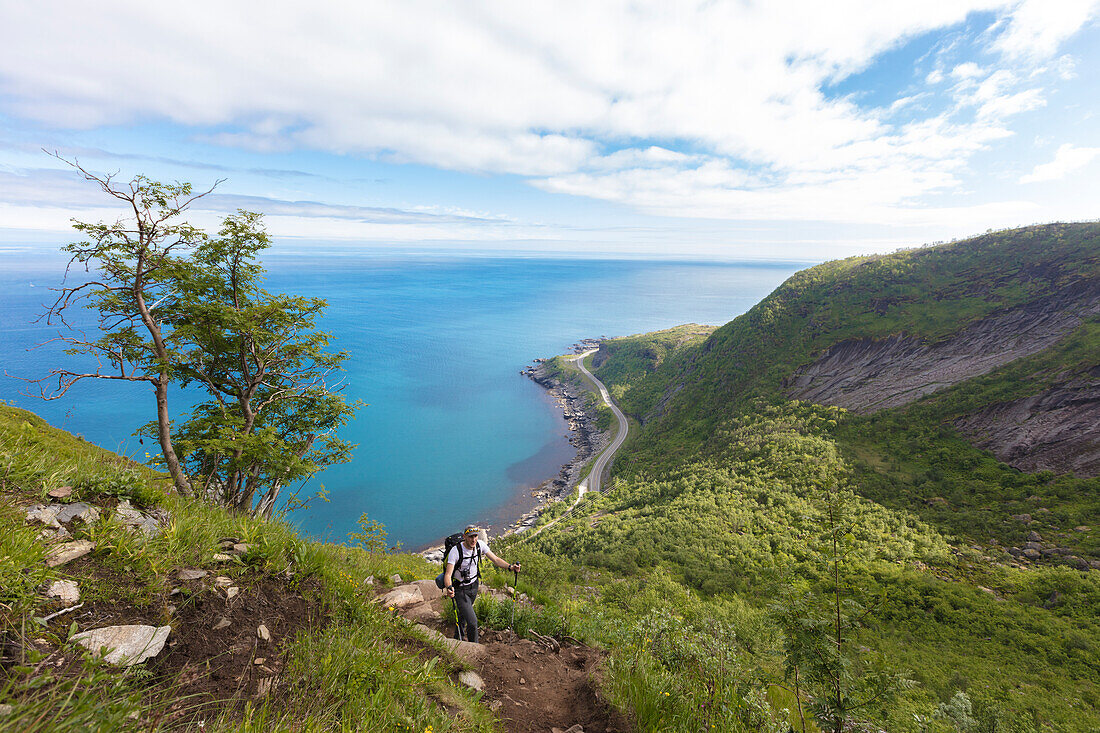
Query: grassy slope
0 402 496 732
503 224 1100 732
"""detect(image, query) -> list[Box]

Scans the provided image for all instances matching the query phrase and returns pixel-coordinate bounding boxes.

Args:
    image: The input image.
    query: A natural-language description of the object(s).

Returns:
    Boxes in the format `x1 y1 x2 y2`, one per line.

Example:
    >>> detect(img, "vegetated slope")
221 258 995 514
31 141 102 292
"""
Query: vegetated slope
0 402 498 732
606 222 1099 472
503 223 1100 732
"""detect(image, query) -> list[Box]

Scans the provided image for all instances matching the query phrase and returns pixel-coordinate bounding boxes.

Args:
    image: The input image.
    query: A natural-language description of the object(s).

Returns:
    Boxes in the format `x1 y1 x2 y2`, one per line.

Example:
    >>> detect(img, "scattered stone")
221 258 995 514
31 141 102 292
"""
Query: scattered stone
1008 547 1023 557
114 500 161 538
390 574 402 584
212 617 232 630
1076 526 1091 532
552 727 585 733
0 703 11 715
364 575 374 586
213 576 233 588
1036 508 1051 514
1089 560 1100 570
48 486 73 500
257 624 271 641
1024 541 1042 551
212 553 233 562
404 602 441 623
977 586 994 595
376 584 424 610
254 657 266 665
219 540 237 550
458 670 484 691
519 677 526 685
488 699 503 712
26 504 61 528
1010 514 1032 524
226 586 240 600
1027 530 1042 542
1071 557 1090 571
70 625 171 667
170 588 181 596
1022 548 1041 560
925 496 948 507
232 543 251 554
56 502 100 525
177 569 208 581
46 540 95 568
46 580 80 604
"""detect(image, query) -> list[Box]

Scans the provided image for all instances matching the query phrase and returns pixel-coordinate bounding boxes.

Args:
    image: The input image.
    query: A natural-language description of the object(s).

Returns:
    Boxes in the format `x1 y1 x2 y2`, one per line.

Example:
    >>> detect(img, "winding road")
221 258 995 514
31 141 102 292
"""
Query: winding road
520 348 628 541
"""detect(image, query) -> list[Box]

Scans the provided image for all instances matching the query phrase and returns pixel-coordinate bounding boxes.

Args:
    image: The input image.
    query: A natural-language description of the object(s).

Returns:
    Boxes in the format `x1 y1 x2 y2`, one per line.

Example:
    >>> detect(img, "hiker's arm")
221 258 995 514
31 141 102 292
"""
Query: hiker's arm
484 548 520 572
443 562 456 597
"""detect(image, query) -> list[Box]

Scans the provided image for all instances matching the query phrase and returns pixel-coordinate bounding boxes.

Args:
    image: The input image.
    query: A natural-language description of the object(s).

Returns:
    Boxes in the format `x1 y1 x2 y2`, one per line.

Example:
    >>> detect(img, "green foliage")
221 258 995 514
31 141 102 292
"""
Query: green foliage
349 512 390 555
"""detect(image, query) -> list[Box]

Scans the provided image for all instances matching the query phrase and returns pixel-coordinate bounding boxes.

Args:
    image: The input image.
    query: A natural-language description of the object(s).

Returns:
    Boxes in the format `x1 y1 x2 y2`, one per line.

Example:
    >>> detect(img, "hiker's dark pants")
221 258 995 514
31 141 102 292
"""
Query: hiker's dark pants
454 581 479 642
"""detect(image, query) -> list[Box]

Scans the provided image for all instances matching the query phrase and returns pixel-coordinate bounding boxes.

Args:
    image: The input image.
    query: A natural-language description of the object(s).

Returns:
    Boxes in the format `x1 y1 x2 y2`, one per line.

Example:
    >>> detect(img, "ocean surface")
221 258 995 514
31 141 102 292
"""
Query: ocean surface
0 251 806 549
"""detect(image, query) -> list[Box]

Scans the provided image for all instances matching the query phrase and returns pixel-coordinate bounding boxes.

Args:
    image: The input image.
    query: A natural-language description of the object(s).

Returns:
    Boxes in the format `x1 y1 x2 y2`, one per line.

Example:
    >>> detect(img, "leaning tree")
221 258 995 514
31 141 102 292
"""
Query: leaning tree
40 158 357 515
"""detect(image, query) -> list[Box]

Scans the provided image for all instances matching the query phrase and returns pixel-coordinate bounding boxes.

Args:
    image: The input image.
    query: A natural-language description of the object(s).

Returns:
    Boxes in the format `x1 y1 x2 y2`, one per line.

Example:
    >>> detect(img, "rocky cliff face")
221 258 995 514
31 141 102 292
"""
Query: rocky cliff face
786 283 1100 476
786 284 1099 412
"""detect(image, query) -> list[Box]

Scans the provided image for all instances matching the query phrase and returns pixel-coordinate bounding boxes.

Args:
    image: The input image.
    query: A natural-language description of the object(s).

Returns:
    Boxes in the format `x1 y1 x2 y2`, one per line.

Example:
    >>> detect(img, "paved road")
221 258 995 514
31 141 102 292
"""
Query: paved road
518 348 628 542
571 348 628 494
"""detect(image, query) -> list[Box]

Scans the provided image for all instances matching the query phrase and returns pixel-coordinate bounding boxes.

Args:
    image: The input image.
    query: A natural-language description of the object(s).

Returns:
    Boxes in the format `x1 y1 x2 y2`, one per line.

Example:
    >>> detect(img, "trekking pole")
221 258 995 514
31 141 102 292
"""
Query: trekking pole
452 594 465 641
509 567 519 632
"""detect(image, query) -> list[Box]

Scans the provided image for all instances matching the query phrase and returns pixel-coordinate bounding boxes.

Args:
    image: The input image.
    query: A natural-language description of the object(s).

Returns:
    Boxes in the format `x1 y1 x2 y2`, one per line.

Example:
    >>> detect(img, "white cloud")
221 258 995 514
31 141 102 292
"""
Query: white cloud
0 0 1094 229
1020 143 1100 183
994 0 1100 59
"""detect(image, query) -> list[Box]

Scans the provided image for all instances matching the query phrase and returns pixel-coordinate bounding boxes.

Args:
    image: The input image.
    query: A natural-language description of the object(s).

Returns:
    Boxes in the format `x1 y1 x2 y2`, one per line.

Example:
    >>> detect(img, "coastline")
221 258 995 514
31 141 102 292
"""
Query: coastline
418 339 610 561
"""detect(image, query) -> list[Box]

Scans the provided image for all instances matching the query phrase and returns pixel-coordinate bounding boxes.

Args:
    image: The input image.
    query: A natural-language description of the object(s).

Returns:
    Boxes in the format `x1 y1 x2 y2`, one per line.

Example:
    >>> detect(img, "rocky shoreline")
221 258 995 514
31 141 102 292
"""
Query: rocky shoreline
420 339 609 562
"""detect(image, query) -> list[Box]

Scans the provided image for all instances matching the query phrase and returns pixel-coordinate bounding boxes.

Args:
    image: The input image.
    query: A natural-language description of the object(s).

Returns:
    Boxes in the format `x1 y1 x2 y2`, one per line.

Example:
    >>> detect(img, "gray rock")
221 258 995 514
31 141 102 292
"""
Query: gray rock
364 575 374 585
56 502 100 525
212 553 233 562
232 543 251 554
26 504 61 528
1076 525 1091 532
225 587 240 600
377 584 424 610
412 578 443 602
114 500 161 538
1089 560 1100 570
390 574 403 584
404 602 441 623
257 624 271 641
441 636 487 663
46 540 95 567
1011 514 1032 524
1008 547 1023 557
46 580 80 603
0 703 11 715
71 625 171 666
1024 541 1042 551
1022 548 1041 559
458 670 484 691
177 569 208 581
1027 530 1042 542
212 617 232 630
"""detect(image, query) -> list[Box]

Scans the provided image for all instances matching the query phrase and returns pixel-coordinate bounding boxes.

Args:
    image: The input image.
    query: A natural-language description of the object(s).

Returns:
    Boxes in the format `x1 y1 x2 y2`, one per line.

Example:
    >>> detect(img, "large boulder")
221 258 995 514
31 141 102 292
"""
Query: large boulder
46 540 95 568
71 625 171 666
377 584 424 609
412 578 443 602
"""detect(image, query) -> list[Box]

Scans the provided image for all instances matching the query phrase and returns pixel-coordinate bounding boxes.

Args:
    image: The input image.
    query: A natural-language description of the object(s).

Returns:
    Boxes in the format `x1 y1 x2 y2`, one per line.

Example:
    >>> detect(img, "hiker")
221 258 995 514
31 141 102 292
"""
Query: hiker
441 525 520 643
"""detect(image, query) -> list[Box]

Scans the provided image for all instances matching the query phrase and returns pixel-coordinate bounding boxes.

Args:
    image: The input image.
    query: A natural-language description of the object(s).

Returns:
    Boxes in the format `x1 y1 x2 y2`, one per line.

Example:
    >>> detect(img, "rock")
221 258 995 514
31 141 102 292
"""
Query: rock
415 624 443 641
257 624 271 641
53 526 72 542
212 617 232 630
1022 548 1041 559
1008 547 1023 557
226 587 240 600
1076 526 1091 532
1027 530 1042 542
26 504 61 528
488 699 503 712
0 703 11 715
177 569 208 581
1071 557 1090 571
71 625 171 667
56 502 100 525
925 496 948 507
412 578 442 602
1010 513 1032 524
519 677 526 684
213 576 232 588
48 486 73 499
255 677 275 697
552 727 585 733
390 574 402 584
441 637 487 663
254 657 265 665
114 500 161 538
458 670 484 691
46 540 95 567
219 540 237 550
232 543 251 554
212 553 233 562
364 575 374 585
377 584 424 609
404 602 441 623
46 580 80 603
1024 541 1043 551
1089 560 1100 570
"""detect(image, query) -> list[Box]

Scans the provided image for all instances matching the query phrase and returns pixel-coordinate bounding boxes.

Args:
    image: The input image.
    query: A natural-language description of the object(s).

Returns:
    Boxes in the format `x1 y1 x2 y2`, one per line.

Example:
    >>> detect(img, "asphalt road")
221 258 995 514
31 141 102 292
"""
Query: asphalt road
571 348 628 494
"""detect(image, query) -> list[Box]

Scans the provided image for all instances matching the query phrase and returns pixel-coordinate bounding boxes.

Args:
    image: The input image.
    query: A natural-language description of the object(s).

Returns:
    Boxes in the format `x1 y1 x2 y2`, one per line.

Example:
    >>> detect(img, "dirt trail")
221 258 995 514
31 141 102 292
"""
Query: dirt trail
379 580 629 733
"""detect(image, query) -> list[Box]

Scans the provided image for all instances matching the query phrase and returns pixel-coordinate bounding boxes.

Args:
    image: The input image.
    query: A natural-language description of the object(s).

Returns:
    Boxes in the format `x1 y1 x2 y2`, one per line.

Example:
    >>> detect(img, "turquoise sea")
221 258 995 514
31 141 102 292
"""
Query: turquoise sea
0 251 806 549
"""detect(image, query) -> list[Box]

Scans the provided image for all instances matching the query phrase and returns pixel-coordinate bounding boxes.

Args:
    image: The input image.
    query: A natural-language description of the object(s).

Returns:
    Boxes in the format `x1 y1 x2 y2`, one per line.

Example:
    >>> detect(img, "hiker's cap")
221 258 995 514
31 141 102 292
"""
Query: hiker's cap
463 525 481 536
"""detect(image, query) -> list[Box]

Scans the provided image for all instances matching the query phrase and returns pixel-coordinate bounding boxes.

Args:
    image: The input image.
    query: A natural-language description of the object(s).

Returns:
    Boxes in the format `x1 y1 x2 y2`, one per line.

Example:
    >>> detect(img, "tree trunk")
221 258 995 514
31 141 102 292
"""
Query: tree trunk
155 373 192 496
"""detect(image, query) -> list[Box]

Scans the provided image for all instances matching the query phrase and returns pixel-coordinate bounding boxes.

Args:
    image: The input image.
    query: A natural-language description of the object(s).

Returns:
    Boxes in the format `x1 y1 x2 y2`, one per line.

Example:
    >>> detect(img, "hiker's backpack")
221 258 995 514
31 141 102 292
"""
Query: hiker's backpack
444 532 482 584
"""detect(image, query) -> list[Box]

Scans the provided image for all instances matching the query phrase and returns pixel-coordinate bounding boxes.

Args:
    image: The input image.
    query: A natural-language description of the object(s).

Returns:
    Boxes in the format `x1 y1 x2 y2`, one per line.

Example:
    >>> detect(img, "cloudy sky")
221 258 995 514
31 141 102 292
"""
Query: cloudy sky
0 1 1097 260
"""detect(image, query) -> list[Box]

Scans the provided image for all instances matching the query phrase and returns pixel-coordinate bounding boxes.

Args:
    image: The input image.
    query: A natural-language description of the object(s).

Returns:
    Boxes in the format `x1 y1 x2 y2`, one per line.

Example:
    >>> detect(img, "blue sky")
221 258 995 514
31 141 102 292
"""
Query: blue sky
0 1 1097 260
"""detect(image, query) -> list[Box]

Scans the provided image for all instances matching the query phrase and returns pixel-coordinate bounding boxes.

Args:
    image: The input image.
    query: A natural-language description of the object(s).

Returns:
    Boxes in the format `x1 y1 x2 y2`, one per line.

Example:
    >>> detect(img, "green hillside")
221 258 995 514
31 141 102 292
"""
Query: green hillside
502 224 1100 732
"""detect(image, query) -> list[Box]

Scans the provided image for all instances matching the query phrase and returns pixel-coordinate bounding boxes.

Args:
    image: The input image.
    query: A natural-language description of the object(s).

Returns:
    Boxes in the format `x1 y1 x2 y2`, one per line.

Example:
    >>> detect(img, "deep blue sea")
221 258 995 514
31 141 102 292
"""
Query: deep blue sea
0 251 805 549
